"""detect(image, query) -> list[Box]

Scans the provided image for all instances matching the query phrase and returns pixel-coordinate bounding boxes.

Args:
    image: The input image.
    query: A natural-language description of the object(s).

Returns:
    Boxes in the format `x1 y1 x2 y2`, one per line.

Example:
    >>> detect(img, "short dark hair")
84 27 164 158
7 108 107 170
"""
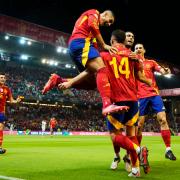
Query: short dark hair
0 72 6 76
111 29 126 43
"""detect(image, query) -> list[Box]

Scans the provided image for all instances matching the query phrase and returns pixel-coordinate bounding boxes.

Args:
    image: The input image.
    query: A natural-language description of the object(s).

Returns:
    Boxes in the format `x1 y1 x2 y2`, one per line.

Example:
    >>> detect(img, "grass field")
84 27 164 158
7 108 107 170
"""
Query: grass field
0 135 180 180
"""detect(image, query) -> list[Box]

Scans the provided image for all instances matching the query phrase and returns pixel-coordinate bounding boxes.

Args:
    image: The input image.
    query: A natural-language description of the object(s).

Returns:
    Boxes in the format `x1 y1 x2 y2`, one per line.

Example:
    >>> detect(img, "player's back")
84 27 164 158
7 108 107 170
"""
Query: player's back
70 9 99 41
101 46 138 102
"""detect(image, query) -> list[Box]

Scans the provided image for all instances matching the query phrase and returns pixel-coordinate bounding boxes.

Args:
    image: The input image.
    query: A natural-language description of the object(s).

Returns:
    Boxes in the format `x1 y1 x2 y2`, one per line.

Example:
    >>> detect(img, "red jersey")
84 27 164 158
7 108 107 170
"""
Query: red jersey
101 44 141 102
0 85 12 113
137 59 161 99
50 119 57 128
69 9 100 42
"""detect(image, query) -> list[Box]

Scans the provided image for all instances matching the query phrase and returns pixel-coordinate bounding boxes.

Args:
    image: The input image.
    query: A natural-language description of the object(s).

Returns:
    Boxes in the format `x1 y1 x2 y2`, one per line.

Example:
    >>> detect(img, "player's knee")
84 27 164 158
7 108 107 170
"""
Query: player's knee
159 117 167 127
0 123 4 130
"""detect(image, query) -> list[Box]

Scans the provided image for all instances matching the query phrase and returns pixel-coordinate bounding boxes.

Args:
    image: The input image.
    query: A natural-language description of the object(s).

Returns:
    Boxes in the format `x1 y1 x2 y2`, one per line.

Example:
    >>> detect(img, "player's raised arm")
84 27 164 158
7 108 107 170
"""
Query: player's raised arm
153 61 171 75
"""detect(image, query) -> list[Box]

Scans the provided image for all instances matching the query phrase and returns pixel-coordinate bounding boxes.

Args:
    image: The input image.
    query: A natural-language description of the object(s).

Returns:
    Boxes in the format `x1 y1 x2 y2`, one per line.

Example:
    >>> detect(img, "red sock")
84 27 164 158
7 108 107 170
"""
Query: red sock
114 134 136 152
129 149 139 167
129 136 139 146
161 129 171 147
113 141 120 154
96 67 111 108
128 136 140 166
0 130 3 147
115 134 138 166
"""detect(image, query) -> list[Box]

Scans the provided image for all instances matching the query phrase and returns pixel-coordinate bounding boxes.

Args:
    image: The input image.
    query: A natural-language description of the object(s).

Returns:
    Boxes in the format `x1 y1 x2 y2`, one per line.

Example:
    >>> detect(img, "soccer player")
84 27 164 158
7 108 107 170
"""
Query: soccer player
110 31 135 172
41 120 47 135
0 73 22 154
42 9 129 116
135 43 176 160
101 30 151 177
49 117 58 136
45 30 151 177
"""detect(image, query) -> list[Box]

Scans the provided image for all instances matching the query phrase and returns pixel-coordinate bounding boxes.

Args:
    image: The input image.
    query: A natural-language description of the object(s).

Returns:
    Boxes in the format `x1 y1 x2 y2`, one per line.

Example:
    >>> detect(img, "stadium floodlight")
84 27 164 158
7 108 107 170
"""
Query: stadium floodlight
19 38 26 45
73 66 76 69
5 35 9 40
164 74 172 78
41 59 46 64
27 41 32 45
62 49 67 54
65 64 71 68
20 54 28 60
49 60 54 65
56 46 62 53
54 62 58 66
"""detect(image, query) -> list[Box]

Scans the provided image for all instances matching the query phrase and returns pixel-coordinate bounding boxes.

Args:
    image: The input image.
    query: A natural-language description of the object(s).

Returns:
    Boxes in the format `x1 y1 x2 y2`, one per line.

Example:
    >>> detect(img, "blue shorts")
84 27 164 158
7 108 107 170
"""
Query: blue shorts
139 95 165 116
69 38 100 72
106 101 139 131
0 113 6 123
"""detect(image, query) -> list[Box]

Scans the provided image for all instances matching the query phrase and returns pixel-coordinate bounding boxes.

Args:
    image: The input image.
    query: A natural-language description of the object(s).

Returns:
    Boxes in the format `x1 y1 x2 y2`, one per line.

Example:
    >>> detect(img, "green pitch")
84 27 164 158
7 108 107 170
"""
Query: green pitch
0 135 180 180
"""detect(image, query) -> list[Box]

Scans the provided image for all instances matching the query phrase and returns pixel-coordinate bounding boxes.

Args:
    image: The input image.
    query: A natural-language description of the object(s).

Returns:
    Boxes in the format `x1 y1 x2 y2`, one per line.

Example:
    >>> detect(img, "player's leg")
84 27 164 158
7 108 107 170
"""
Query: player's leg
109 130 122 170
137 97 149 145
107 113 139 172
107 101 149 176
152 95 176 160
126 125 141 177
58 70 97 90
137 116 146 145
0 122 6 154
157 111 176 160
50 127 53 136
106 115 123 170
0 113 6 154
42 126 45 135
42 74 66 94
125 101 150 175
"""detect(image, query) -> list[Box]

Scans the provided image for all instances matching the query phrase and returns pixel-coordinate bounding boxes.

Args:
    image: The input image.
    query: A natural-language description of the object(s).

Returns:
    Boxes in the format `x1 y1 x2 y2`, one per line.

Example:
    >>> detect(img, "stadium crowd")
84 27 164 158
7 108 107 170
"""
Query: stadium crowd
1 63 101 105
1 62 179 133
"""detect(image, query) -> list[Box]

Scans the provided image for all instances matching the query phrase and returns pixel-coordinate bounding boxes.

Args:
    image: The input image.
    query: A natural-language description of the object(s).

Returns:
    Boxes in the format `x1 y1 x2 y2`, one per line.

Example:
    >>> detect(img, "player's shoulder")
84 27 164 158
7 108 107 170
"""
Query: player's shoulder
86 9 99 16
2 85 10 91
145 58 156 63
100 51 111 60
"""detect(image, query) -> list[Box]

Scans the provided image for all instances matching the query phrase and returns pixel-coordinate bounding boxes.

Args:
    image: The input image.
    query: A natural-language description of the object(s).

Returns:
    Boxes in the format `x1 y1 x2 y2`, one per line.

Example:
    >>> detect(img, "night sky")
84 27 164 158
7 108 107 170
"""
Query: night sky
0 0 179 66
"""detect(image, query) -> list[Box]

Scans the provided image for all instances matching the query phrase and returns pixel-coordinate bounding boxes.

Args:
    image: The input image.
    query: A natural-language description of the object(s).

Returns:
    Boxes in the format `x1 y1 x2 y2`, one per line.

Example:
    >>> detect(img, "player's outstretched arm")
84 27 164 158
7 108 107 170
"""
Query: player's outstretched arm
160 67 171 75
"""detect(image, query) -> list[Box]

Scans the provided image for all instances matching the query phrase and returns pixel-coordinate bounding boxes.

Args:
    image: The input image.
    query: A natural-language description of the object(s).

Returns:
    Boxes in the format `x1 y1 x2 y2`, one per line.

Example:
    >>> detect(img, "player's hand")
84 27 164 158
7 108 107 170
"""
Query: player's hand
129 52 138 61
104 44 118 54
109 46 118 54
16 96 24 102
58 82 72 90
